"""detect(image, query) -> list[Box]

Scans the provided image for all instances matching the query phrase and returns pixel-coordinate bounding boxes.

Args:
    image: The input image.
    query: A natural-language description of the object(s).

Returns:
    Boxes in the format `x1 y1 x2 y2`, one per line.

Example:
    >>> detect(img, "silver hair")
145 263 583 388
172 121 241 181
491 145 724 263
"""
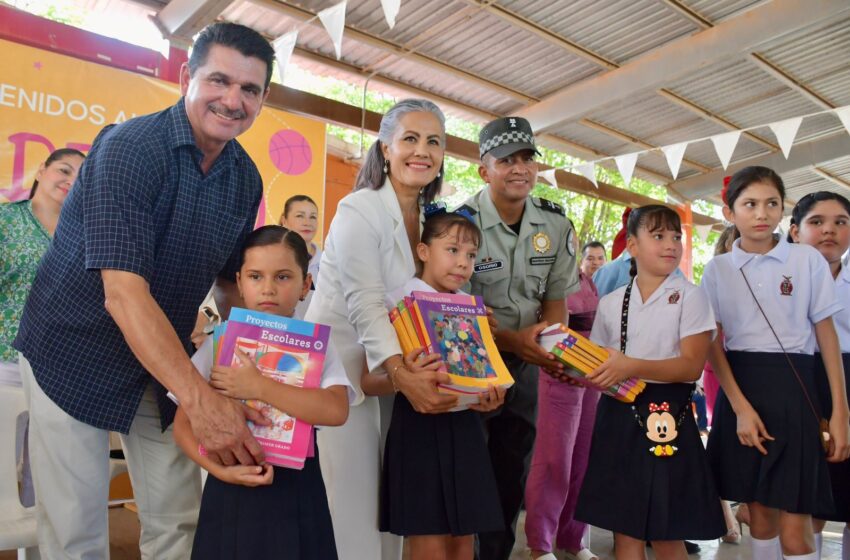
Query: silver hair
354 98 446 203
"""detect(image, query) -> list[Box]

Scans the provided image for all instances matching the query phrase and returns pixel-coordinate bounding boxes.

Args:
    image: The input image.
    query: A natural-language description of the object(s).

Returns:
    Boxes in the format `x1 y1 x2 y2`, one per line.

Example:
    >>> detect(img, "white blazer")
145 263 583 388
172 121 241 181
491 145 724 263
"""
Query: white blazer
305 179 420 404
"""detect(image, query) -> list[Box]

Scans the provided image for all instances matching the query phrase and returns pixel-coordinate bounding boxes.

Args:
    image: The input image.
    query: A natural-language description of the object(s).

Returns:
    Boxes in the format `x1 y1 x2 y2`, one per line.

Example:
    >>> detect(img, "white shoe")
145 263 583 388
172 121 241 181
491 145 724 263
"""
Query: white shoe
565 549 599 560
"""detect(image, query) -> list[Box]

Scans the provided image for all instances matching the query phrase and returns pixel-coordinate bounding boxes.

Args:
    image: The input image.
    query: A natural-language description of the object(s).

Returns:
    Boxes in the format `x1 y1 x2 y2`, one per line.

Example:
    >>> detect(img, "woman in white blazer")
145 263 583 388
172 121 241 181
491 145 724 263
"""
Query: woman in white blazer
305 99 460 560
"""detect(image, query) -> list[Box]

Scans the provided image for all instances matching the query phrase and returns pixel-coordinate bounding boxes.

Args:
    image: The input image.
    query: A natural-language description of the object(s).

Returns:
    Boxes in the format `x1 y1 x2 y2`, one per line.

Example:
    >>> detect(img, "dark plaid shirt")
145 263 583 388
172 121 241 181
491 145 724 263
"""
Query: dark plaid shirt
15 99 262 432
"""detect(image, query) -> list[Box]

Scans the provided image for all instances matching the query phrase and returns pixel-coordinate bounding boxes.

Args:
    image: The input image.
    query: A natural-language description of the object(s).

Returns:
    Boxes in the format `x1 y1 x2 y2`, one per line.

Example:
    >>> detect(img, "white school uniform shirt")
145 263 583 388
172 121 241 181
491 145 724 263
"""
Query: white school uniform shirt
820 262 850 353
169 334 356 410
589 274 716 383
701 237 842 354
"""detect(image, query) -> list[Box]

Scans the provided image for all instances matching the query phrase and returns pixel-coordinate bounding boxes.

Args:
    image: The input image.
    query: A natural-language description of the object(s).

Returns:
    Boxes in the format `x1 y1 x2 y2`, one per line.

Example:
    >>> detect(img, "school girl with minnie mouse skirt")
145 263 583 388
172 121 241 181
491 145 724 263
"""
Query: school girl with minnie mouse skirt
702 237 839 516
575 275 726 541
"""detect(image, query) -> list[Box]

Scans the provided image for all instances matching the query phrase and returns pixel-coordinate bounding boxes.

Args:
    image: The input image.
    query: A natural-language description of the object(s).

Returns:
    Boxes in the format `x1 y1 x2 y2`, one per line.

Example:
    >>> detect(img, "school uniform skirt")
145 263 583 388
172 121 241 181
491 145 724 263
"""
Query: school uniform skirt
575 382 724 541
706 351 834 515
191 451 337 560
380 393 504 536
813 352 850 521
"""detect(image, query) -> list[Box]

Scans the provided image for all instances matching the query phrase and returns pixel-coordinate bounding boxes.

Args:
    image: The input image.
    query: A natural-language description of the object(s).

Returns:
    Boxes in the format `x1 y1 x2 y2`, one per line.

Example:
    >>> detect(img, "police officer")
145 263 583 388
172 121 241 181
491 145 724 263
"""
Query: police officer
458 117 580 560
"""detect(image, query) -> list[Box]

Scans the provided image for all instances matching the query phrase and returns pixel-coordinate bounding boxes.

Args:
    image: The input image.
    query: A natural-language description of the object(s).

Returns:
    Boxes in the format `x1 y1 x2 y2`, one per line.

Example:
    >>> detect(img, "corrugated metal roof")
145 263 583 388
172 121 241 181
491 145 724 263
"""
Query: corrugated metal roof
211 0 850 201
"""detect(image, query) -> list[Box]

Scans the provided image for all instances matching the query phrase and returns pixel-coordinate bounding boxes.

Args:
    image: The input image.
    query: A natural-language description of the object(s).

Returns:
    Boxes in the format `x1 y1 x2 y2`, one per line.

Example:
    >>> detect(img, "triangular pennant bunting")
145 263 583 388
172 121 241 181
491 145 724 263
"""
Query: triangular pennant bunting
694 224 713 242
710 130 741 170
768 117 802 159
661 142 688 180
614 153 638 187
319 1 347 59
576 163 597 188
380 0 400 29
538 168 558 187
835 106 850 137
273 30 298 85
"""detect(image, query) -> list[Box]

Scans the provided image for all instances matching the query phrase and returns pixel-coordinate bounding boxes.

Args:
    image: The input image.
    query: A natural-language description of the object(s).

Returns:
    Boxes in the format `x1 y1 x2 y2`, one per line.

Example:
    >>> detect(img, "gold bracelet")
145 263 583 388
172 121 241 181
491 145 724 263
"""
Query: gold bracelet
388 364 404 393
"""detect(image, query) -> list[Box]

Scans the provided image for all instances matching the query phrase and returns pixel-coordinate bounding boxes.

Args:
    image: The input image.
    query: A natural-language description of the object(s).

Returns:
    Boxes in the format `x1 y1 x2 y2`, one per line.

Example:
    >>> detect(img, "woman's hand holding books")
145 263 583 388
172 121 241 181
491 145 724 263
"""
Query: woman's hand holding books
390 349 459 414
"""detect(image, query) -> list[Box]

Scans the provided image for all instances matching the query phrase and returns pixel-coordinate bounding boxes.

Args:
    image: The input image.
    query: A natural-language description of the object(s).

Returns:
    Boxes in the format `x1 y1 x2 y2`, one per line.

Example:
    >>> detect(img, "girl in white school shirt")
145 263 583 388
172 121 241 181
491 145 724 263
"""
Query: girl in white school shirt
575 205 725 560
789 191 850 559
702 166 850 560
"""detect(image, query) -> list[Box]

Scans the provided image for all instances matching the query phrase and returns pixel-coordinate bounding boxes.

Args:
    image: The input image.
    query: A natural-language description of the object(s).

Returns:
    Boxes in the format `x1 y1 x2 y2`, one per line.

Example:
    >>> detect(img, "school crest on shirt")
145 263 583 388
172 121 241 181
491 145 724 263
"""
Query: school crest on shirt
667 290 681 304
780 275 793 296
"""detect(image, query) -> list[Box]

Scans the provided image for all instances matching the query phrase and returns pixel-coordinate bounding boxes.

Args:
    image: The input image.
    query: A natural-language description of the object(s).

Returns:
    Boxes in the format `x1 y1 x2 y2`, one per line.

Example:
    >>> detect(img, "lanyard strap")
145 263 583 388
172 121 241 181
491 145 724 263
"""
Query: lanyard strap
739 268 824 425
620 279 634 353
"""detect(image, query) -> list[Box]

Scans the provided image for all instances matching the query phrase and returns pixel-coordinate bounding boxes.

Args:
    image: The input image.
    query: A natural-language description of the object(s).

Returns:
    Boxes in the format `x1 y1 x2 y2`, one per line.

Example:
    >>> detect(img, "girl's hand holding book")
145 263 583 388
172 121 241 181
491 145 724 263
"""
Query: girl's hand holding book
214 463 275 487
211 348 266 400
469 384 506 412
587 348 633 389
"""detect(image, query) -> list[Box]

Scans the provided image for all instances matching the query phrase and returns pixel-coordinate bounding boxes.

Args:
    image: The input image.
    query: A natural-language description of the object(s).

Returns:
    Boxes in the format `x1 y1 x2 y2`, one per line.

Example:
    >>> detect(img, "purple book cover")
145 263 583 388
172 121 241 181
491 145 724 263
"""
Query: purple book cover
217 308 330 469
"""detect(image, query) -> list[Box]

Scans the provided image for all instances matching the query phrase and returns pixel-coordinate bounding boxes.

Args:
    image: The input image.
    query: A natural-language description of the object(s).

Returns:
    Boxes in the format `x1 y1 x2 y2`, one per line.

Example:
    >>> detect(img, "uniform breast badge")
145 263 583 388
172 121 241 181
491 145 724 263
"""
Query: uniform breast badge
780 275 793 296
667 290 681 304
532 232 551 254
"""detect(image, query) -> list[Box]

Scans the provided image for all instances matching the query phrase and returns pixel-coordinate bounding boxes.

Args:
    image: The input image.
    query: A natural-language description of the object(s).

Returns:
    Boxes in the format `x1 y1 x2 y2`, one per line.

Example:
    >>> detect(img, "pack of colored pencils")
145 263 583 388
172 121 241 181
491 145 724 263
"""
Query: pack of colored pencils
538 323 645 403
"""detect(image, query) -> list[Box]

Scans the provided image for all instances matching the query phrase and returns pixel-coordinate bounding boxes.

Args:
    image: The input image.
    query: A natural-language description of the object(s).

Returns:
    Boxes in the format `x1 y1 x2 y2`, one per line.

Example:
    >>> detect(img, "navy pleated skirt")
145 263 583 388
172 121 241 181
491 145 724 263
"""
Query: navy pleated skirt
707 351 834 515
191 449 337 559
380 393 504 536
813 352 850 521
576 382 725 541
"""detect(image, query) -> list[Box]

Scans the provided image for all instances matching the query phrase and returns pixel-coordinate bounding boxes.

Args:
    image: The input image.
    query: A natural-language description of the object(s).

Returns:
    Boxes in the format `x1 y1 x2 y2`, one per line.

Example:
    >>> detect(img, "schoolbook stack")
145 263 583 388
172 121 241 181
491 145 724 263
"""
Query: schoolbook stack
390 291 514 410
214 308 329 469
538 323 646 403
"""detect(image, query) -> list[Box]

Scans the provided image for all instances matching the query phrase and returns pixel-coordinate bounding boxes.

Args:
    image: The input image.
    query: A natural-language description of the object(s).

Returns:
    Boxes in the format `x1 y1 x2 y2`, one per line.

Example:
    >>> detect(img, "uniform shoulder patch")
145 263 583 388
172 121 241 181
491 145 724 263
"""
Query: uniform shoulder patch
536 198 565 216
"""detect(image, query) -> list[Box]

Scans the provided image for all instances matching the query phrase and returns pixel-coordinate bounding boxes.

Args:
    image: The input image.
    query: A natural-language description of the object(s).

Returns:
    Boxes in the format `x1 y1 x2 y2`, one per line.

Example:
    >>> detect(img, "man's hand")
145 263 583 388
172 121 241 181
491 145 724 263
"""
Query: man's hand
185 387 265 467
499 321 565 372
392 349 459 413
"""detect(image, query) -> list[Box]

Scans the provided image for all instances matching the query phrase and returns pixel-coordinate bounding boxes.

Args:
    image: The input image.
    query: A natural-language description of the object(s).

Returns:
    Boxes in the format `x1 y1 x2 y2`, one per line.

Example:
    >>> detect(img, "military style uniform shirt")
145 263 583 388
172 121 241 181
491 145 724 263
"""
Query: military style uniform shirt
458 186 579 333
702 237 842 355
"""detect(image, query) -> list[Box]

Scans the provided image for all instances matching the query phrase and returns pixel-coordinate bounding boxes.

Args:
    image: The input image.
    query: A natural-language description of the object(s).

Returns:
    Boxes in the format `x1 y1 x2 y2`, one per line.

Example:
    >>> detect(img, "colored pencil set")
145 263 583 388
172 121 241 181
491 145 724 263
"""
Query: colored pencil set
538 323 646 403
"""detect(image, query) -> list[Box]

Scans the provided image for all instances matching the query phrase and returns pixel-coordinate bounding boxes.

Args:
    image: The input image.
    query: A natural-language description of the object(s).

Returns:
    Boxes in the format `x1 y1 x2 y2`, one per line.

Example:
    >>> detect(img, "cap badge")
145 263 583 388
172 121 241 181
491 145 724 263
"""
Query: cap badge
532 232 551 254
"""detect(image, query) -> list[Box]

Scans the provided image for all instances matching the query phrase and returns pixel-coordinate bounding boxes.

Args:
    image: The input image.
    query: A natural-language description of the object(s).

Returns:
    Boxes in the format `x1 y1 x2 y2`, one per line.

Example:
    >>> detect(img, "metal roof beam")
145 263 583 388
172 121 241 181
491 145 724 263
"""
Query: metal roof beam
579 118 712 173
287 45 672 185
660 1 836 110
812 167 850 193
670 133 850 199
514 0 850 133
154 0 233 38
252 0 537 104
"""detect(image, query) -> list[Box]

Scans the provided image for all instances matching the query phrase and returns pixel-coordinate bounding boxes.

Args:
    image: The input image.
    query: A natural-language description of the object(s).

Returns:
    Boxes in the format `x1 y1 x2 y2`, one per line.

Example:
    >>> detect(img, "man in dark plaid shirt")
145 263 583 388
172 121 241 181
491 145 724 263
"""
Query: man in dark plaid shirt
15 23 274 559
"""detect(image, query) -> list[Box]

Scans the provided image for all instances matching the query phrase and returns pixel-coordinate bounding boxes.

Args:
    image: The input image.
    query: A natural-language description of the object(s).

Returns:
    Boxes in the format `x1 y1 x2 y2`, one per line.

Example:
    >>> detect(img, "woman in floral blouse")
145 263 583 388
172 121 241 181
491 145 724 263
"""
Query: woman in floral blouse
1 147 84 505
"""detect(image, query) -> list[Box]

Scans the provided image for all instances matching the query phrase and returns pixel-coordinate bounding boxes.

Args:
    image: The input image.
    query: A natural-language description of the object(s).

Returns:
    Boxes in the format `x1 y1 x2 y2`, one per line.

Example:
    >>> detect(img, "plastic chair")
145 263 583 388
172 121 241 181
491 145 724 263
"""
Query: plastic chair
0 385 39 559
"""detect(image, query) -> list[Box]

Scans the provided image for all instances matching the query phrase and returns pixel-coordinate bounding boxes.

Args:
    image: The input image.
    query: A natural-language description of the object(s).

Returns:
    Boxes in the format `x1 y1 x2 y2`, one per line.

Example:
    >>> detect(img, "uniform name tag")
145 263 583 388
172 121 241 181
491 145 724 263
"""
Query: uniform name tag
529 256 556 266
474 260 504 273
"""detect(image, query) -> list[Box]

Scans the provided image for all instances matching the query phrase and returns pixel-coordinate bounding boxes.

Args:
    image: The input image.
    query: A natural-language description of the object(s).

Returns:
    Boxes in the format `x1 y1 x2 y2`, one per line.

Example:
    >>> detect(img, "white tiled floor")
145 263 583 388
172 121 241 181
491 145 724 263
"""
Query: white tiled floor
510 512 847 560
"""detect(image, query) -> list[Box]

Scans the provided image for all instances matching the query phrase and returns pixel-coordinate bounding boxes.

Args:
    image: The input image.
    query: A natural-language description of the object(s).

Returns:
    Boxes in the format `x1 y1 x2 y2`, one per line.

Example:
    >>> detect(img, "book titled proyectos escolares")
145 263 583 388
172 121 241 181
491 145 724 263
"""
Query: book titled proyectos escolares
216 308 329 469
